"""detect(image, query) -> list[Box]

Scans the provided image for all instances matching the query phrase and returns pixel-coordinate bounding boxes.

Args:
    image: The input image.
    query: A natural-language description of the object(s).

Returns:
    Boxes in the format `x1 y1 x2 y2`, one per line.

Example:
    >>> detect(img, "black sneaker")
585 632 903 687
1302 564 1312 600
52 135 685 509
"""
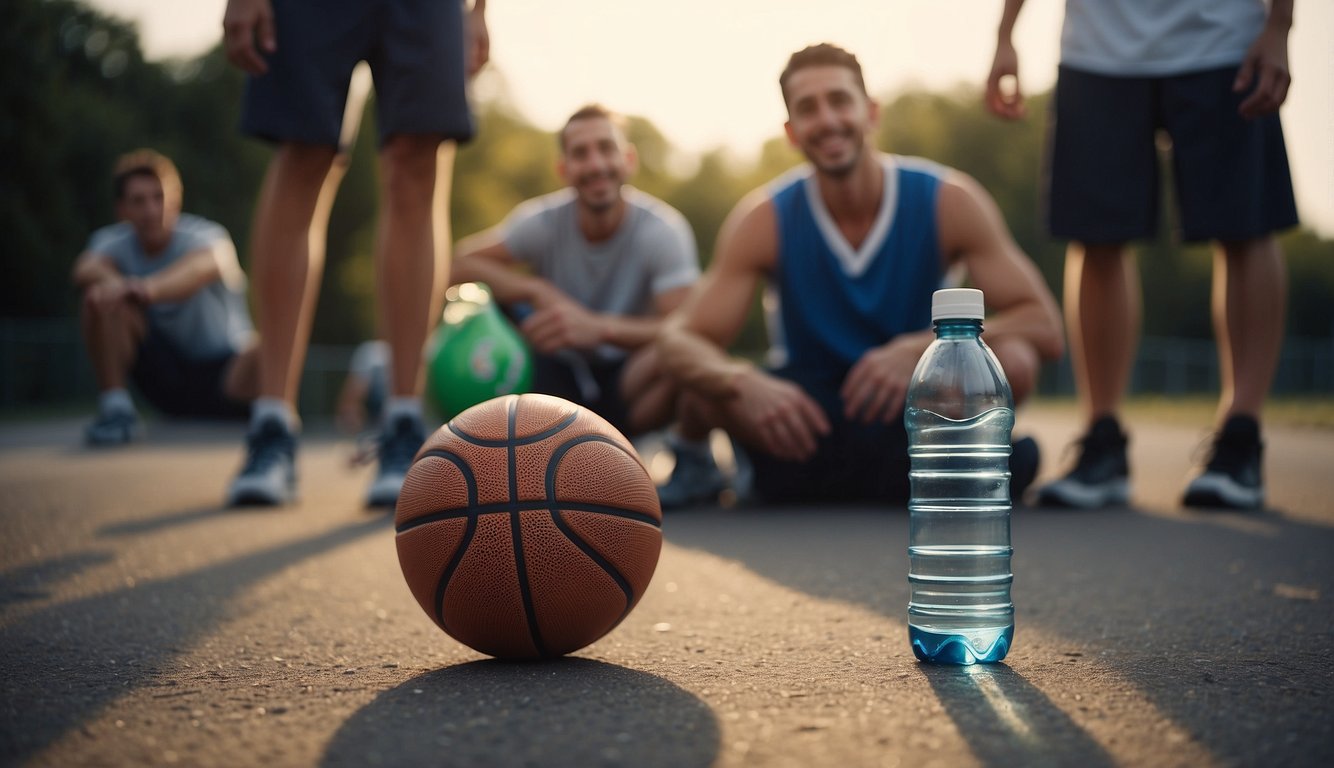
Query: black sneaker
1010 436 1040 504
226 418 297 506
656 438 727 510
84 409 143 447
365 415 426 508
1036 415 1130 509
1182 415 1264 510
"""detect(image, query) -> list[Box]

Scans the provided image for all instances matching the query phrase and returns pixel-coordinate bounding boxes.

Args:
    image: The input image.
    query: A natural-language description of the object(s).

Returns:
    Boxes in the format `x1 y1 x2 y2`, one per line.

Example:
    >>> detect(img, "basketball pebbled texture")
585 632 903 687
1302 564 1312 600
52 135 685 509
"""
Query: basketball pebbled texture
394 393 663 659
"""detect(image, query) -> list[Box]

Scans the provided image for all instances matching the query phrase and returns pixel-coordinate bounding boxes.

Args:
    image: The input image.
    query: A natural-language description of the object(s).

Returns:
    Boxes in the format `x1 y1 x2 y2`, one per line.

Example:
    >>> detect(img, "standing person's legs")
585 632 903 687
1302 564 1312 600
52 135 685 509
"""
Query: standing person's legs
1214 237 1286 423
1064 242 1139 424
1033 66 1155 508
376 136 452 402
250 145 343 406
1165 66 1297 509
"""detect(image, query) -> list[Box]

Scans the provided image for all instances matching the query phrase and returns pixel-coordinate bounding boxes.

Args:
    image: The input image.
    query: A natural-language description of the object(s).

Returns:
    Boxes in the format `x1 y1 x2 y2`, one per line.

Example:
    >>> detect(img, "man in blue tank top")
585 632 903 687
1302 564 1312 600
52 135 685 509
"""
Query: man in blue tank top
656 43 1064 507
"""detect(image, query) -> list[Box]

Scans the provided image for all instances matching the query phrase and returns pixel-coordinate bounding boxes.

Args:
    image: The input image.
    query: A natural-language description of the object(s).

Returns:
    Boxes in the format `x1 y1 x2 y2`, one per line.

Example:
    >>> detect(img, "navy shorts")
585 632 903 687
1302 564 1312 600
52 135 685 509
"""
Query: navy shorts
131 327 248 420
747 367 911 505
530 354 633 437
1046 65 1298 244
241 0 474 146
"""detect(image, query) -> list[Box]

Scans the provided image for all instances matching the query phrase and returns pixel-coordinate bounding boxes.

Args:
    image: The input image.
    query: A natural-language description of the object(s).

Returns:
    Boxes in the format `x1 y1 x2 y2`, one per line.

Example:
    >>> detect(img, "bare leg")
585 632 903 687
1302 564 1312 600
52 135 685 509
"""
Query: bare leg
81 295 146 391
222 340 261 403
376 137 454 399
619 346 679 435
248 144 343 405
1213 237 1286 425
1065 242 1139 427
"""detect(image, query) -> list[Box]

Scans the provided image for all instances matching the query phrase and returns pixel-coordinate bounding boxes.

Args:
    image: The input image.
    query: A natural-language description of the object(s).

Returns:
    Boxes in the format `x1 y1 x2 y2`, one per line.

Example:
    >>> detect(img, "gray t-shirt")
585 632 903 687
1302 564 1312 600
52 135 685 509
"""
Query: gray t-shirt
1060 0 1265 77
86 213 254 360
502 187 699 361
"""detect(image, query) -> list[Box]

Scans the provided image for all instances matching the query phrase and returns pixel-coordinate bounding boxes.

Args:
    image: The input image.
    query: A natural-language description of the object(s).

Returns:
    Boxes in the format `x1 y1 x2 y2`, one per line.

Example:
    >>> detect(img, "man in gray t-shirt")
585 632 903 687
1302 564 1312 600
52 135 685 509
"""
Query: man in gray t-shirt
452 104 699 437
71 149 258 445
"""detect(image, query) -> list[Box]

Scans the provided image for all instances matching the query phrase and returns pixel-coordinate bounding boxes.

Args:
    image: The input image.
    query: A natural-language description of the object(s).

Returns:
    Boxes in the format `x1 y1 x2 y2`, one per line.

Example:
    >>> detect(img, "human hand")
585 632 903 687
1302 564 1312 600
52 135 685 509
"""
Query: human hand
1235 26 1291 118
86 278 147 312
985 40 1025 120
840 337 924 424
519 298 604 353
465 2 490 78
222 0 276 75
730 368 830 462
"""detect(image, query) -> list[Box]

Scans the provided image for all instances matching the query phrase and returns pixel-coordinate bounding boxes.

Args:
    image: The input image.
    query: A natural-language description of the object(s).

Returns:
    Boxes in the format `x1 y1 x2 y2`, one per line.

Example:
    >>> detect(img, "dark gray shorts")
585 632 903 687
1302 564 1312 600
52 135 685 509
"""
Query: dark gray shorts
1046 65 1298 244
747 367 911 505
241 0 473 147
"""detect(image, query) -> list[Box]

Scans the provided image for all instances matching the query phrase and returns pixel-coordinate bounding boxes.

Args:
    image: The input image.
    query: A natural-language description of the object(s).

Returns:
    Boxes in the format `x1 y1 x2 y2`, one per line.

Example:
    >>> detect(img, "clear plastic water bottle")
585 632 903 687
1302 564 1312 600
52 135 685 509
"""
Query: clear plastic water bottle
905 288 1014 664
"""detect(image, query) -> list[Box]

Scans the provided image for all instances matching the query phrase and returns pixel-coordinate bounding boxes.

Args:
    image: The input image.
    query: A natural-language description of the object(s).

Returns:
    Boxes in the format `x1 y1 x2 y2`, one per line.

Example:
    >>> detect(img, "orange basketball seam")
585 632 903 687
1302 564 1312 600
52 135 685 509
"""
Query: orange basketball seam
396 502 660 534
507 397 548 657
446 410 578 448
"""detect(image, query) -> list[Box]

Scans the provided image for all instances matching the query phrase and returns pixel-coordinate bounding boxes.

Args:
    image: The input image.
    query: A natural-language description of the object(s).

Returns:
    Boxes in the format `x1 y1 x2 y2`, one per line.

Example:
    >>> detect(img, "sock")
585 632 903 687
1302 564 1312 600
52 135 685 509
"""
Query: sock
98 388 135 416
250 397 298 433
383 396 424 427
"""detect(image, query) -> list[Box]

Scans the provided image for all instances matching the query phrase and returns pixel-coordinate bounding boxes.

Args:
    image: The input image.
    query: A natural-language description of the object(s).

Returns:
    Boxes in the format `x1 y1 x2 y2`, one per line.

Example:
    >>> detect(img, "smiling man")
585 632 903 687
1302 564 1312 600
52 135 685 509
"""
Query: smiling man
655 43 1064 507
450 104 700 438
71 149 259 446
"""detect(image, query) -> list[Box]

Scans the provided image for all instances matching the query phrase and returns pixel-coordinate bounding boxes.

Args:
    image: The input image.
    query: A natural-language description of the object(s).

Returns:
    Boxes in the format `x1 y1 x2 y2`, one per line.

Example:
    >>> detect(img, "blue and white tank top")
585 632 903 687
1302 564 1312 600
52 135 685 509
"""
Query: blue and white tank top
765 154 946 380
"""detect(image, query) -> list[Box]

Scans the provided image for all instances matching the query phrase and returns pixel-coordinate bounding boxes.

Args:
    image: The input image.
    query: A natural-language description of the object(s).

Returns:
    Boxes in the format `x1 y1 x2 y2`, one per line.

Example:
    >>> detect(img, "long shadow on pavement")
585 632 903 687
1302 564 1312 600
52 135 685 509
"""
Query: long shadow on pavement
665 505 1334 766
321 658 720 768
0 514 389 764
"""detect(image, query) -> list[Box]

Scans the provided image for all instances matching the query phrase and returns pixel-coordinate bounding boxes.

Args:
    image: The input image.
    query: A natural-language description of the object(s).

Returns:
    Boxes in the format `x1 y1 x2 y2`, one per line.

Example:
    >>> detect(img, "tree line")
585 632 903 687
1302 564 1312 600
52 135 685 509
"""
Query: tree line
5 0 1332 356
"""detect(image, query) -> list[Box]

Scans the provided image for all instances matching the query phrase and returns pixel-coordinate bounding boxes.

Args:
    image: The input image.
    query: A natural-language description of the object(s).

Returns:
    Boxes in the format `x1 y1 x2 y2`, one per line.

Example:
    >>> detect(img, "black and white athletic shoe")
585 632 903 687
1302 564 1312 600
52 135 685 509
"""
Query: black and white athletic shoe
1035 416 1130 509
84 409 143 447
227 418 298 506
365 414 426 508
1182 415 1264 510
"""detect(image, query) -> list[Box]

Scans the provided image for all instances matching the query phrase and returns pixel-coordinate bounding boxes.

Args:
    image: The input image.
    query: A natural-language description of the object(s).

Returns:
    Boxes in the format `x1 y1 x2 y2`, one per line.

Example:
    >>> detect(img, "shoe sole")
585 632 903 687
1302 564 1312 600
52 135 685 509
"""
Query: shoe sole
227 480 296 507
1182 473 1263 510
1036 478 1130 509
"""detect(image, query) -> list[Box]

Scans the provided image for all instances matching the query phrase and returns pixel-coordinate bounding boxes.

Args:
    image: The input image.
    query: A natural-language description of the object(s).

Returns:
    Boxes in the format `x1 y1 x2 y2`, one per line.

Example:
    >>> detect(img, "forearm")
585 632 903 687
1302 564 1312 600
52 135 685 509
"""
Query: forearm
138 252 222 305
658 323 750 399
598 314 667 351
1266 0 1293 31
996 0 1026 42
984 303 1064 362
72 255 122 289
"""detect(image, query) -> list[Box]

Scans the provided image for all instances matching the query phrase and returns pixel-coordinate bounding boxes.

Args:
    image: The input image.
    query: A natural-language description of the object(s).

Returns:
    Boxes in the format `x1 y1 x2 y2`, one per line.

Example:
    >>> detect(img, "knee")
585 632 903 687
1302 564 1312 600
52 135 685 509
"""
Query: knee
991 338 1041 405
379 136 444 207
273 143 338 185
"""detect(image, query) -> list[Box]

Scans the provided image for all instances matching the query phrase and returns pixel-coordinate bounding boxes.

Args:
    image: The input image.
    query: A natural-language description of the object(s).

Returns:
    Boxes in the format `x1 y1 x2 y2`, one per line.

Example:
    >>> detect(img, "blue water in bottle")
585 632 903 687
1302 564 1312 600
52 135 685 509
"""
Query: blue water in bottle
905 289 1014 665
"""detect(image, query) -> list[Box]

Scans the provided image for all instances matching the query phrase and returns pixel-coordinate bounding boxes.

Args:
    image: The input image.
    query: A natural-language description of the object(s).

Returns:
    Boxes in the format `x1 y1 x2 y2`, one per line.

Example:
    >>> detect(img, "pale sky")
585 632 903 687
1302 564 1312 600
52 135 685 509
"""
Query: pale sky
92 0 1332 235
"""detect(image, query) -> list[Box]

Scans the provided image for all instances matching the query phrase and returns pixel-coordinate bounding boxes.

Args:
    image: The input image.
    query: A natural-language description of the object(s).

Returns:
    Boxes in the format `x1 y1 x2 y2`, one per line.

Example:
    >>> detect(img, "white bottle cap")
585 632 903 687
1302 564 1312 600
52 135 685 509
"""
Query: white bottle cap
931 288 984 321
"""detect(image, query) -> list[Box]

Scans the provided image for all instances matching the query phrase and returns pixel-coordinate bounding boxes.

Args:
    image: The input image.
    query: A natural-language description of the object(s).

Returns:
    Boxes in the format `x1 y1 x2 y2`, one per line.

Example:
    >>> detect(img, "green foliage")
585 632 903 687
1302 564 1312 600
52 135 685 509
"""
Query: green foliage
5 1 1332 356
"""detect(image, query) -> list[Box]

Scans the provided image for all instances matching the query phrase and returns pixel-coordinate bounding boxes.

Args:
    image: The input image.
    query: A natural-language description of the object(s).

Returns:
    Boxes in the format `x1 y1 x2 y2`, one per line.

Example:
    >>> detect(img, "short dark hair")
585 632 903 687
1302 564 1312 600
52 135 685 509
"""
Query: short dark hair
779 43 868 107
558 103 627 151
112 149 181 201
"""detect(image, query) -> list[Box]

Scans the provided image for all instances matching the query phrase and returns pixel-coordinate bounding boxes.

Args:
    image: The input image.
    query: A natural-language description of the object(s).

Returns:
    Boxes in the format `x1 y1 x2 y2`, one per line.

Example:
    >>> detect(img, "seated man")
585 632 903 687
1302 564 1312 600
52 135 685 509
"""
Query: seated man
451 104 699 438
72 149 258 445
657 44 1065 506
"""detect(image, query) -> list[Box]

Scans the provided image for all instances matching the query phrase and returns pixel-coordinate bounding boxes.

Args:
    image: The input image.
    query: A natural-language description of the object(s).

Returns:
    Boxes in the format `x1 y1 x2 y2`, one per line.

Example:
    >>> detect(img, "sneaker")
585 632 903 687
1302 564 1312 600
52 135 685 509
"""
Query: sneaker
84 409 142 447
365 415 426 508
1182 415 1264 510
227 418 297 506
657 439 728 509
1036 416 1130 509
1009 436 1040 504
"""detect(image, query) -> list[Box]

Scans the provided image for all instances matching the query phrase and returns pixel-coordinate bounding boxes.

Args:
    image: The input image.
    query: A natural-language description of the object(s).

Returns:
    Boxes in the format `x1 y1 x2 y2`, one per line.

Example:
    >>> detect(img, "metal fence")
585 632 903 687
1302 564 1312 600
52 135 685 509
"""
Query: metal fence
2 318 1330 416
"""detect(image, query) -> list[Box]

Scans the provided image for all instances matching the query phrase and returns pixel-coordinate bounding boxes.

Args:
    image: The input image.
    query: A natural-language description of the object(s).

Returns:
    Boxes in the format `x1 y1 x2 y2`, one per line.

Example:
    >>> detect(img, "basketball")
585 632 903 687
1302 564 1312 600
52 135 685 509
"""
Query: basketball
394 393 663 659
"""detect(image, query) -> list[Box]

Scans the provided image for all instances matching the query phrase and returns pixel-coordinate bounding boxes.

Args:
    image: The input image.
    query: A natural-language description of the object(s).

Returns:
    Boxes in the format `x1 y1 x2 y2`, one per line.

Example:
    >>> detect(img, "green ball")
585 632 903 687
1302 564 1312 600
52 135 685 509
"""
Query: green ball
426 283 532 420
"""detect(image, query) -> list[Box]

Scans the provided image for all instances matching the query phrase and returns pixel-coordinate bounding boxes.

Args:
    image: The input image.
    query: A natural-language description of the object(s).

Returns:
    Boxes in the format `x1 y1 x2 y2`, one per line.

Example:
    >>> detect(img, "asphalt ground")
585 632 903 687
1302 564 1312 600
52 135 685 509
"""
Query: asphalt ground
1 405 1331 767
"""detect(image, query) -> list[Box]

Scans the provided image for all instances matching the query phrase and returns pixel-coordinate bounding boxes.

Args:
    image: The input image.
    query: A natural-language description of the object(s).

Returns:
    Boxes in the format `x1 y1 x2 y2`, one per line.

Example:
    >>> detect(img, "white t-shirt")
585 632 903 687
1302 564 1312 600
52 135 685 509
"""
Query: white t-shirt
501 187 700 361
1060 0 1266 77
86 214 253 360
